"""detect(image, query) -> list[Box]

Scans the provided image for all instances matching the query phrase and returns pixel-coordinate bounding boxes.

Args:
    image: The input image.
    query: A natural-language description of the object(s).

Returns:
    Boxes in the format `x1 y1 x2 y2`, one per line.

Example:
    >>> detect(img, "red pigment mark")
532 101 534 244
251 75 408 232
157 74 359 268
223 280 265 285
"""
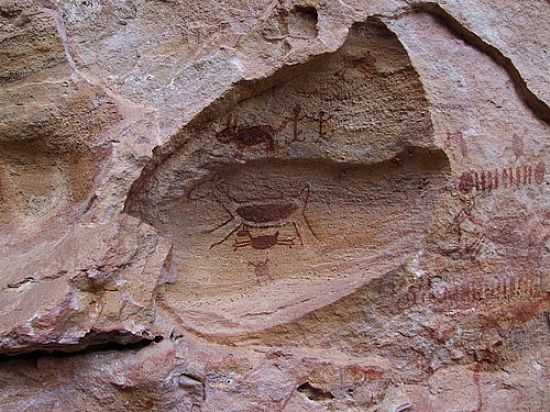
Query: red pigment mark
458 161 545 194
473 363 483 412
363 368 384 380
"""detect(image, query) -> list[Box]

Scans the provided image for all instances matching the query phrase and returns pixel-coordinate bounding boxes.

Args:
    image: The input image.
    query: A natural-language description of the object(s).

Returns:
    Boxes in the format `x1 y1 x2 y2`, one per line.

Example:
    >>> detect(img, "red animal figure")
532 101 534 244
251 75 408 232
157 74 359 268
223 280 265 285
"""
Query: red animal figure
197 178 318 250
233 228 296 251
248 258 273 285
215 114 284 153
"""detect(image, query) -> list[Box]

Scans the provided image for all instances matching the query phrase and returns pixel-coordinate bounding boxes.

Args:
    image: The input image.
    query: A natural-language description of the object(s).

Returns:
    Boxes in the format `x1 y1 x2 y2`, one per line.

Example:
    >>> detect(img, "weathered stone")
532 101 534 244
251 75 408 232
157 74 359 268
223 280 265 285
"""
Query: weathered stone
0 0 548 410
0 215 170 355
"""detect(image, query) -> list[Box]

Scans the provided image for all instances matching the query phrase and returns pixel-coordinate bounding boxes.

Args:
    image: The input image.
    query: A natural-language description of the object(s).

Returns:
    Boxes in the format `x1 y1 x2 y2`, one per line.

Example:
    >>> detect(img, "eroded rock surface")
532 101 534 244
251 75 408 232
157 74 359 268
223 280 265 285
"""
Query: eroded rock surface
0 0 548 411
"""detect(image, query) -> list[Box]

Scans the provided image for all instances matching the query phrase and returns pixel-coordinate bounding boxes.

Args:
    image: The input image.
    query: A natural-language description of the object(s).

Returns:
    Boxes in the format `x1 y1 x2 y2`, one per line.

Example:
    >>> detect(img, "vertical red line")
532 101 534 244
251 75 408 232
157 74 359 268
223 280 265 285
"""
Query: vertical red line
473 363 483 412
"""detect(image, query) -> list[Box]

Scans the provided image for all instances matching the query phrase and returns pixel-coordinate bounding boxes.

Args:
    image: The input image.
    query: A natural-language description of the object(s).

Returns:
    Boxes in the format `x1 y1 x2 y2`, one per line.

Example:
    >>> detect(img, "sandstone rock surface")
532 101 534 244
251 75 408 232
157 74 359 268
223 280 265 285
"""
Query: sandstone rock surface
0 0 548 411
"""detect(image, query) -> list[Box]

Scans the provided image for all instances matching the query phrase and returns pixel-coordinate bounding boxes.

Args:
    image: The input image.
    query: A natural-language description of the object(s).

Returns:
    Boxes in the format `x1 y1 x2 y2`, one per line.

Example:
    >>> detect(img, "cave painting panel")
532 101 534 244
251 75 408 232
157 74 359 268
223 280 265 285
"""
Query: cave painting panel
177 21 434 166
126 22 450 316
159 155 448 298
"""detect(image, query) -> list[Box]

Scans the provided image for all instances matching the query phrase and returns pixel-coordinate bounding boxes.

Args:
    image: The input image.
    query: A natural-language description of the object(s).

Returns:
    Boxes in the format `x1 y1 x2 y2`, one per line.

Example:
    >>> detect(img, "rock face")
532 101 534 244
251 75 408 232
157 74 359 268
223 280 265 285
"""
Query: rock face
0 0 548 411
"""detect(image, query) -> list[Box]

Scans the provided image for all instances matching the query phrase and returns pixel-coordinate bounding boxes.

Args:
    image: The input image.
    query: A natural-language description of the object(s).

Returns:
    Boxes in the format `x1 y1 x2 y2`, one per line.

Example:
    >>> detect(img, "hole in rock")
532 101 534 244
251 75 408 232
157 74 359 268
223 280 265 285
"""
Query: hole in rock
289 5 318 39
297 382 335 401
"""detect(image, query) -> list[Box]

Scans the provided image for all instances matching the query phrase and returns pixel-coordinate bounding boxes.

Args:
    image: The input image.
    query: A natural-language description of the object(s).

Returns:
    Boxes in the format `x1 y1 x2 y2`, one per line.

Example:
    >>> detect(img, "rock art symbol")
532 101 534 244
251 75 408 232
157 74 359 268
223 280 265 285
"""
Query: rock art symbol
458 162 545 194
249 258 273 284
196 178 318 250
286 104 306 144
316 110 333 141
233 228 297 251
306 109 334 142
215 113 285 153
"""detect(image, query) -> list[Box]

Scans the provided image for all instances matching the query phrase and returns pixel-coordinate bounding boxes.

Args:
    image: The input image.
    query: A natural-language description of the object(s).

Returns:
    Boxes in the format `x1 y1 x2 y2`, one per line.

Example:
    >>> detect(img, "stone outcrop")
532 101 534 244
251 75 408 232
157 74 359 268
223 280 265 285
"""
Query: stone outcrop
0 0 548 411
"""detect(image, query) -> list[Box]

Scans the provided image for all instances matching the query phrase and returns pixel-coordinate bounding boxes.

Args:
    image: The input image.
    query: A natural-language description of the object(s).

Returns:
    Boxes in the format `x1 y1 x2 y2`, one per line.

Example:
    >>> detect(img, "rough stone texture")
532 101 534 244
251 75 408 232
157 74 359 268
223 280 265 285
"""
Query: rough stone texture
0 0 549 411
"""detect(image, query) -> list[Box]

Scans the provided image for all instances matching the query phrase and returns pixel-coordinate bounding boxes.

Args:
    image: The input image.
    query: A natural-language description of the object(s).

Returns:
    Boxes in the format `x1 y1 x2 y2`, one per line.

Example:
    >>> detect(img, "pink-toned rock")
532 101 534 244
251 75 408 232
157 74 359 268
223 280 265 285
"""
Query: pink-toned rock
0 215 171 354
0 0 548 410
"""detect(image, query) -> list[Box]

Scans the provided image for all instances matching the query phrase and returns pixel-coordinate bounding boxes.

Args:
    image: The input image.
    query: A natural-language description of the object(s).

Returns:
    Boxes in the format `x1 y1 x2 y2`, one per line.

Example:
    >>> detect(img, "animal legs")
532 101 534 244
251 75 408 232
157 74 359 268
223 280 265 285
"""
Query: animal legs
290 222 304 245
298 183 319 240
233 240 252 251
202 203 234 234
210 222 243 249
302 212 319 240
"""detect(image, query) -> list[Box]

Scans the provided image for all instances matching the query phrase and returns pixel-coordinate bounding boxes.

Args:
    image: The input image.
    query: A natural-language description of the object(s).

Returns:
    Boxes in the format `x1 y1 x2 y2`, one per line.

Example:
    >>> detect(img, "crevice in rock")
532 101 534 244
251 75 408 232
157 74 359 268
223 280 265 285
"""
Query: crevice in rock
5 277 36 289
409 1 550 126
47 1 79 76
177 372 206 401
178 372 203 385
297 382 335 401
0 334 164 363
